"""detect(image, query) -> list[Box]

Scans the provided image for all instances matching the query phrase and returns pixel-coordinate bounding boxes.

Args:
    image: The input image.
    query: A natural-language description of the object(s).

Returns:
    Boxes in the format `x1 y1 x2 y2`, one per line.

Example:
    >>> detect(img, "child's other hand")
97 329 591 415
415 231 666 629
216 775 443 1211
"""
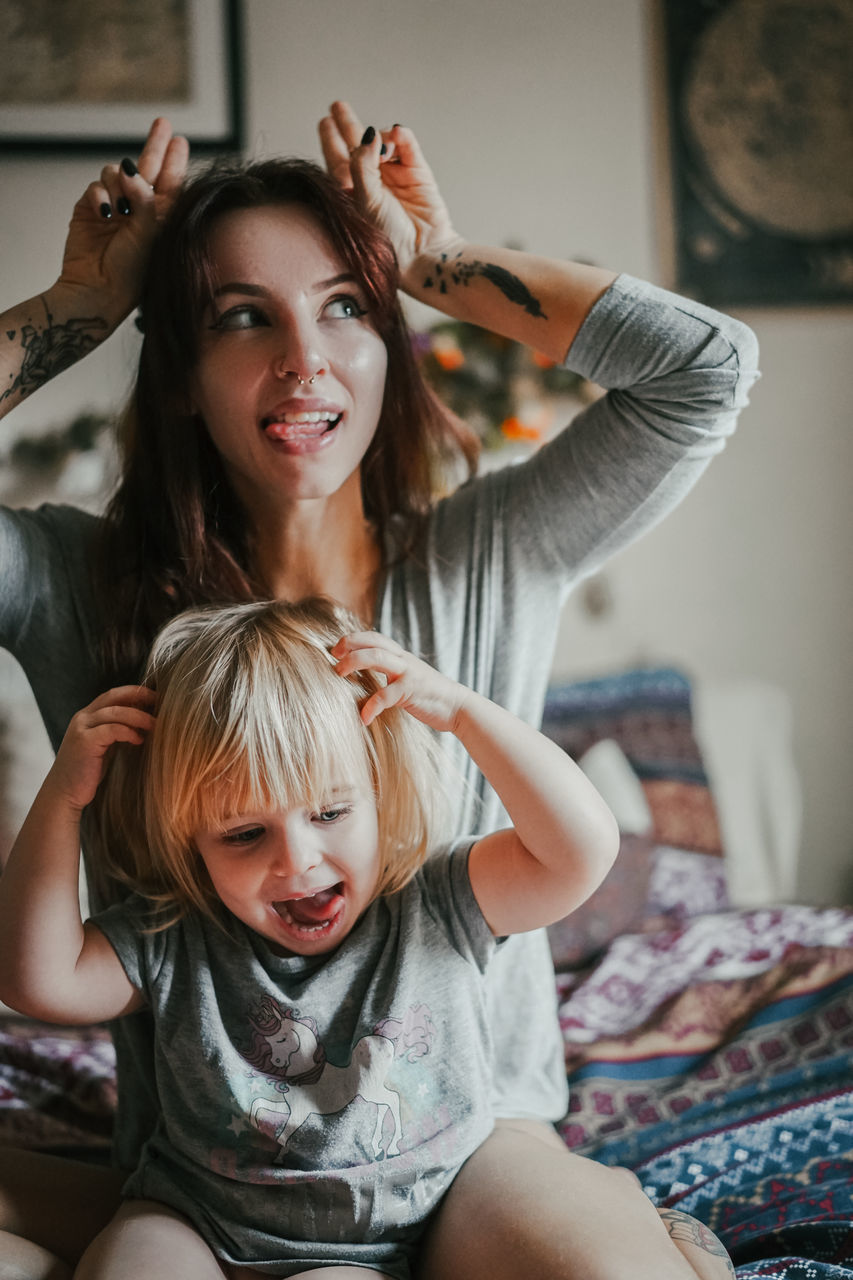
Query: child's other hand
47 686 156 813
332 632 468 733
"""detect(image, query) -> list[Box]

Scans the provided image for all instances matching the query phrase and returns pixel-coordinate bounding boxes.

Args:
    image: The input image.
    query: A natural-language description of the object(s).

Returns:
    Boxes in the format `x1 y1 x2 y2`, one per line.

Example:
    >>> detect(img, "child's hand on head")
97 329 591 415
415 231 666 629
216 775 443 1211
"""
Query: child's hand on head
48 685 156 813
332 632 469 734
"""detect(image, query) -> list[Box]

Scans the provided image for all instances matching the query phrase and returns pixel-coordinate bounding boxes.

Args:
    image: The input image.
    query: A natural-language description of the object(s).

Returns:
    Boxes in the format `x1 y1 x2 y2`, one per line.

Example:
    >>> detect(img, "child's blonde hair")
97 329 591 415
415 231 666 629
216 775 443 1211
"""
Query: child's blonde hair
91 598 448 924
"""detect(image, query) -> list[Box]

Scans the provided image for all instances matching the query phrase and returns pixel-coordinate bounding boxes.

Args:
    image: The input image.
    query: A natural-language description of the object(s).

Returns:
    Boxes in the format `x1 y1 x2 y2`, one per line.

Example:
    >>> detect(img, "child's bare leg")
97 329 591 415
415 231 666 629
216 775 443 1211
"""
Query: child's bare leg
0 1148 121 1275
0 1229 71 1280
73 1202 226 1280
416 1120 734 1280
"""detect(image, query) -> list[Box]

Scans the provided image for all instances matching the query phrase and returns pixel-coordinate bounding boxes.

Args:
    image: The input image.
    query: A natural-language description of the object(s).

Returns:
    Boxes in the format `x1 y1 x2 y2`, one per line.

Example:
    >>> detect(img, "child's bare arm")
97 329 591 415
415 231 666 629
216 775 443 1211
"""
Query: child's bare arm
0 687 154 1023
332 632 619 936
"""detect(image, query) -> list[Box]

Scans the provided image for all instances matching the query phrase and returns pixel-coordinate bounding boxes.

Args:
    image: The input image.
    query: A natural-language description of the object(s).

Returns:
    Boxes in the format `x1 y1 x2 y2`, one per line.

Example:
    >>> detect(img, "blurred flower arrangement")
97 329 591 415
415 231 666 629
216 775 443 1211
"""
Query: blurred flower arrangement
413 320 591 452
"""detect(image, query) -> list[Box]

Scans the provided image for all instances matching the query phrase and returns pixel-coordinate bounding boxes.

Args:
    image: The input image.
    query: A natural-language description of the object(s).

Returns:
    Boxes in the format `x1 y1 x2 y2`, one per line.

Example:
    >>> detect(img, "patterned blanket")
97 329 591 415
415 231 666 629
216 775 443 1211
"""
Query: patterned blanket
0 1018 114 1157
1 903 852 1276
556 905 853 1278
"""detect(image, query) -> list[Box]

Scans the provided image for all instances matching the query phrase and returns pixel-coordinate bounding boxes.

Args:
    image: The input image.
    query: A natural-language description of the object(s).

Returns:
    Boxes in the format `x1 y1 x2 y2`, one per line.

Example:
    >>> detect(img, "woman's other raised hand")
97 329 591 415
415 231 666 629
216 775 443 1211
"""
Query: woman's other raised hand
56 117 189 331
318 100 460 284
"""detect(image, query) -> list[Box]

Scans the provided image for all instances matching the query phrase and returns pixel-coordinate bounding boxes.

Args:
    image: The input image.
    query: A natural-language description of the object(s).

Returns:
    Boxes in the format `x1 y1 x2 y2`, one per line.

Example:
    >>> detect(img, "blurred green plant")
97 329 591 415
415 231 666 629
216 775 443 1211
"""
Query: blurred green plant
7 411 111 472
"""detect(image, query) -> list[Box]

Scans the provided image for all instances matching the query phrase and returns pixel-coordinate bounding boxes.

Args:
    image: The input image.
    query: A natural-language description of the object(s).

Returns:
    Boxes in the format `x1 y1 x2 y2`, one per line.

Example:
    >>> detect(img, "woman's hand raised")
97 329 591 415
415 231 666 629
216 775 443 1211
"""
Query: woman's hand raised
55 117 189 330
0 119 189 419
318 100 461 283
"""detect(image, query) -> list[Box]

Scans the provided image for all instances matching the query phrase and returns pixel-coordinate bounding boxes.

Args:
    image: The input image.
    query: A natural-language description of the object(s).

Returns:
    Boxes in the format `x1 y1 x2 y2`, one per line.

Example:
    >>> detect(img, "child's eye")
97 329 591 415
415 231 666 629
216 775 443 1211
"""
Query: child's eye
323 295 367 320
210 304 269 331
223 825 265 845
312 805 352 824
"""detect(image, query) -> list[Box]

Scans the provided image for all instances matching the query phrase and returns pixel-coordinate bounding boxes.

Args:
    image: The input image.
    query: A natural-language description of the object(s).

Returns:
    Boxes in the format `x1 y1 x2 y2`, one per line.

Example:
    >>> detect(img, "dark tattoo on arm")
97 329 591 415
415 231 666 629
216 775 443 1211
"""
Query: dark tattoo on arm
423 252 548 319
658 1208 736 1277
1 299 108 405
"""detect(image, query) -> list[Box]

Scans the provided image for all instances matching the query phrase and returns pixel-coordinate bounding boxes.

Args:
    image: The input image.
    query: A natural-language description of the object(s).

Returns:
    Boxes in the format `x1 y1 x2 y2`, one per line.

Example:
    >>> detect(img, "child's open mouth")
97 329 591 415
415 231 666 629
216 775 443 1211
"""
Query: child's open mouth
272 884 345 936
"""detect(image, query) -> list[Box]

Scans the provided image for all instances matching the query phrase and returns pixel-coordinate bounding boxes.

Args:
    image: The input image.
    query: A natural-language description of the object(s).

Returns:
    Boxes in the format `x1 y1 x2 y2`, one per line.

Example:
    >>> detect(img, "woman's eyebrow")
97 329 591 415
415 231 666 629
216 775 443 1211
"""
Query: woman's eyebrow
212 273 358 299
212 281 269 299
314 272 357 292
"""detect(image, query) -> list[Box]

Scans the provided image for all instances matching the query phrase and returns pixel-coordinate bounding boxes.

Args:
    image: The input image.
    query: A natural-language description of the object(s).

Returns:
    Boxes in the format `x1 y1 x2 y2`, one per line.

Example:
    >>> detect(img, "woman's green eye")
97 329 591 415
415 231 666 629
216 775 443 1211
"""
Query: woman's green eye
324 296 366 320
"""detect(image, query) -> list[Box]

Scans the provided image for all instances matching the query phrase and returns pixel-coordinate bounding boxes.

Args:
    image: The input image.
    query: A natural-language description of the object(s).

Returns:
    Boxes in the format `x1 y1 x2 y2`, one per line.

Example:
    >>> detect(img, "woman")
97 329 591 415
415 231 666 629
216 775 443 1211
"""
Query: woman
0 105 757 1279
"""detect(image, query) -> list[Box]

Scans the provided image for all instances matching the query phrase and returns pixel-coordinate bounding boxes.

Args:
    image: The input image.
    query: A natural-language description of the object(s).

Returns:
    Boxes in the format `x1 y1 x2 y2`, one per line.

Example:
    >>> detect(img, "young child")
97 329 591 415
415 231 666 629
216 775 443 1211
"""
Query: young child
0 595 621 1280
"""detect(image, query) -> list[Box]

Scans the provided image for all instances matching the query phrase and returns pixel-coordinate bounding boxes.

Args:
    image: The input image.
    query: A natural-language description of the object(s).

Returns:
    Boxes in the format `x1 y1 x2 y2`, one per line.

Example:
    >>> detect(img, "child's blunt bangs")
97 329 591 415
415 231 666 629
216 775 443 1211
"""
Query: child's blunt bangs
142 599 447 919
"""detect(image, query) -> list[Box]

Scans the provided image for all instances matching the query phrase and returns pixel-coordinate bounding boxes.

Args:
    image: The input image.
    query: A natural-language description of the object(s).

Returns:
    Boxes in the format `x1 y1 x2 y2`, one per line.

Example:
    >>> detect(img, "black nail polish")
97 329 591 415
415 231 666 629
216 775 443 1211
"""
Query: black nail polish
361 126 376 146
380 143 387 156
121 157 138 177
100 202 112 219
117 197 132 216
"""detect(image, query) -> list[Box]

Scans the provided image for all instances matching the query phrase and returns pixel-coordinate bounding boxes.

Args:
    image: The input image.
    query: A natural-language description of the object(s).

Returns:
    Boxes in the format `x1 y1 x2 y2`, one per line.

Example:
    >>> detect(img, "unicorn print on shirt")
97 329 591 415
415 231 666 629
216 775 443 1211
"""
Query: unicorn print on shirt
243 998 436 1162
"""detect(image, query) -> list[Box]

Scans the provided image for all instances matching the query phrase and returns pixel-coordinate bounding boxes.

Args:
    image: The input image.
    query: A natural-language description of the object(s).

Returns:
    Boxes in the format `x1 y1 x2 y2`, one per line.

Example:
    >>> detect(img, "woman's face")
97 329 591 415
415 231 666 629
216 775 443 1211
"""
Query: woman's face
189 203 388 514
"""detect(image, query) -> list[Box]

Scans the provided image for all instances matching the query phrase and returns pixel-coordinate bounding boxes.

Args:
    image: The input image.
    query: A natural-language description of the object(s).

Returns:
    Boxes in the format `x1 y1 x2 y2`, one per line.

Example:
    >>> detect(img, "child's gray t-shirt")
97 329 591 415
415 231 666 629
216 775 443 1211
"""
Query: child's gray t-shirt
93 842 498 1275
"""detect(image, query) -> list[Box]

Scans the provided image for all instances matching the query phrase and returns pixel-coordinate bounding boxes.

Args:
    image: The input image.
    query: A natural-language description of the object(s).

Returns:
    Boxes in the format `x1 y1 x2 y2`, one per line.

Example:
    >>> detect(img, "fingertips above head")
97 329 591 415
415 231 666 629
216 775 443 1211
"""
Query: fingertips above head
137 117 189 191
330 100 361 131
146 115 174 143
138 116 173 166
323 101 365 154
159 133 189 187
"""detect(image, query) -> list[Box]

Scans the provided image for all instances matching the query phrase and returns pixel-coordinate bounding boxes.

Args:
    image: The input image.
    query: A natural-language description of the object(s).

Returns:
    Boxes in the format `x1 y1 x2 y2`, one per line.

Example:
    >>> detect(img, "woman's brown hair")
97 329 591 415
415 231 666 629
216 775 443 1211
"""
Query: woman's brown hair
95 157 479 683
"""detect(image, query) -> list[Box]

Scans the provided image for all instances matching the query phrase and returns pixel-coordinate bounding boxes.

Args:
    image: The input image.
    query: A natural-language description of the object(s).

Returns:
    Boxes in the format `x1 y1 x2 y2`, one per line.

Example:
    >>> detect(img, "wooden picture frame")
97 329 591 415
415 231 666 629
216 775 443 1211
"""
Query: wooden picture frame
0 0 243 153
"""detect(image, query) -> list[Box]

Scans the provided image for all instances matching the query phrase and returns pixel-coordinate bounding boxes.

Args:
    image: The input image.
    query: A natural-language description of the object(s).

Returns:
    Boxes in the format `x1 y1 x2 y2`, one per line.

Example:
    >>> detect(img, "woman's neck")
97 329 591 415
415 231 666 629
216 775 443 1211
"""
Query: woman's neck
250 492 383 626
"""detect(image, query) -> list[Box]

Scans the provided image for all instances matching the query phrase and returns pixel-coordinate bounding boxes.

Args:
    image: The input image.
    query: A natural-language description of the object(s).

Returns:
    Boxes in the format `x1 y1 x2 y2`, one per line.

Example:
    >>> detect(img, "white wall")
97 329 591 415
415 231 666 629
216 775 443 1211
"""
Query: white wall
1 0 851 903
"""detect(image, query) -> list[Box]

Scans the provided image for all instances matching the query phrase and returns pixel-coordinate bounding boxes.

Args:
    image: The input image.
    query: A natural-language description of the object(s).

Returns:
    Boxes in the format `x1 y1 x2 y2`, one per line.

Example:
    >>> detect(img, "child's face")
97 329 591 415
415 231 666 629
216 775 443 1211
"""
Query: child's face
192 783 381 956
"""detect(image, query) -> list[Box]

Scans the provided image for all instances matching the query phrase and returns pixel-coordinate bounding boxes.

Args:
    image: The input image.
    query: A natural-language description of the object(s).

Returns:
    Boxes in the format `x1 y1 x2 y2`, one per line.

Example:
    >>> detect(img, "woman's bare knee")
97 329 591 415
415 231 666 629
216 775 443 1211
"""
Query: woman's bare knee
416 1124 728 1280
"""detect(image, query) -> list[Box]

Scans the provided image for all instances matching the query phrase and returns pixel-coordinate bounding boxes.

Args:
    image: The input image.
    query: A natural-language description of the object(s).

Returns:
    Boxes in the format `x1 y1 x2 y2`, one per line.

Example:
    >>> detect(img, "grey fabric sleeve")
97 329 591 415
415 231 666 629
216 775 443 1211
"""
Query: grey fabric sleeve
417 840 496 973
0 503 102 752
472 273 761 586
91 895 169 995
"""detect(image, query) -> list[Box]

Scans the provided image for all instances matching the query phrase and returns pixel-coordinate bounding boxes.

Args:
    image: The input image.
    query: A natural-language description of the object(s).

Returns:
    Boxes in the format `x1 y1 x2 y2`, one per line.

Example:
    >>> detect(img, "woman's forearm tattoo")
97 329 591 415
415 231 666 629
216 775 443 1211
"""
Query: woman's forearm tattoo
423 252 547 319
1 298 108 405
658 1208 736 1277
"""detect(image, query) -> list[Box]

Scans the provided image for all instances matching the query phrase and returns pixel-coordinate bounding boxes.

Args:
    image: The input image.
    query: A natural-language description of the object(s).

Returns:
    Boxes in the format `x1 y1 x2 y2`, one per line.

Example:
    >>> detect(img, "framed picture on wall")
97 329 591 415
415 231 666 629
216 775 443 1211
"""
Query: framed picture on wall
0 0 243 152
656 0 853 306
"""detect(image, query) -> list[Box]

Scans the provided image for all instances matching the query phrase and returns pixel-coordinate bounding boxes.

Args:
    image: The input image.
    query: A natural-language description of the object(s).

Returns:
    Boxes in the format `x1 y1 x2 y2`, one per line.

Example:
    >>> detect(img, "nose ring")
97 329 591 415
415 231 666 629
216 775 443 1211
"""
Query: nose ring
297 374 316 386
